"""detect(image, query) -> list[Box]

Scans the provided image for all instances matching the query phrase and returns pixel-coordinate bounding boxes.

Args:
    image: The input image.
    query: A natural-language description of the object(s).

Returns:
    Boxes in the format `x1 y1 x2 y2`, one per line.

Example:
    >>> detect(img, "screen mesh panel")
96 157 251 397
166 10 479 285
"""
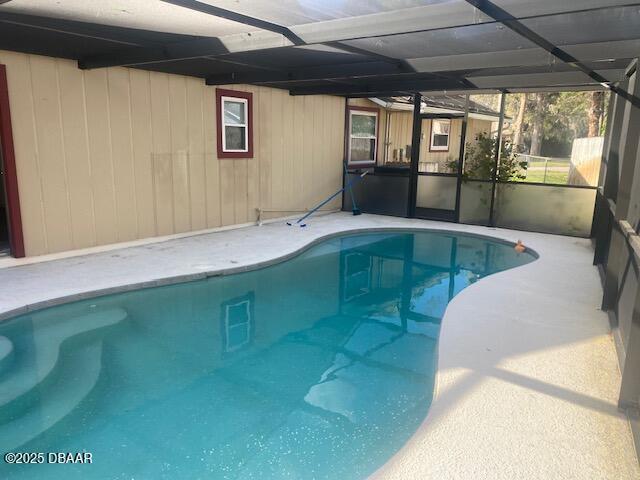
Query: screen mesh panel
521 6 640 47
343 23 538 60
1 0 255 37
493 0 636 18
203 0 463 27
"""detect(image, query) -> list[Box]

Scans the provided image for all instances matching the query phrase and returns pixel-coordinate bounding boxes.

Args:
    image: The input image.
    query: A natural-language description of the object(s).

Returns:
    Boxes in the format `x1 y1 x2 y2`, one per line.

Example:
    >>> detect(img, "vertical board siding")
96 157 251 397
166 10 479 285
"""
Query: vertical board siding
233 159 249 224
0 51 345 256
186 77 207 231
30 56 73 253
282 89 295 212
246 85 260 223
129 69 156 240
56 59 96 249
168 75 191 234
149 73 174 236
107 67 138 242
84 68 118 246
202 85 221 228
258 87 272 213
302 96 315 207
292 95 305 212
270 89 285 212
218 159 235 226
418 118 464 165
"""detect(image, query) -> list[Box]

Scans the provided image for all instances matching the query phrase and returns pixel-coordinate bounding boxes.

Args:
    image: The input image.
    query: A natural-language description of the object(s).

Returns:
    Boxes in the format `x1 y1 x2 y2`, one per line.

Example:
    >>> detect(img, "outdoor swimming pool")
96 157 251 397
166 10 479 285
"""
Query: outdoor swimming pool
0 231 535 479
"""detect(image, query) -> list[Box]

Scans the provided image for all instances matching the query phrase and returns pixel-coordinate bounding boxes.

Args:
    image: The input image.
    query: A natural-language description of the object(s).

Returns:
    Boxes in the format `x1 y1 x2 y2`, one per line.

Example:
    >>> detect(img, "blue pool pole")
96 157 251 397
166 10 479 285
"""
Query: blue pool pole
287 171 368 227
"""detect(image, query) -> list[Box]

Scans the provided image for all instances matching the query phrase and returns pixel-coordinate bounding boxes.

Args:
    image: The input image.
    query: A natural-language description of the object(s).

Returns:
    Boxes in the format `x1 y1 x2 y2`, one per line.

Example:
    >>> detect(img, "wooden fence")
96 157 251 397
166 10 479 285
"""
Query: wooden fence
568 136 604 186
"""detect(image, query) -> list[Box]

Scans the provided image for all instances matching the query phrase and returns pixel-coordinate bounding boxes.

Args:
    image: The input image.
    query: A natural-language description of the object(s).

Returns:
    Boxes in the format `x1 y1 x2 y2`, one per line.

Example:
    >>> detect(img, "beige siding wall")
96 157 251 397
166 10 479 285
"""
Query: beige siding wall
420 118 461 164
465 117 494 147
388 112 413 163
0 51 345 256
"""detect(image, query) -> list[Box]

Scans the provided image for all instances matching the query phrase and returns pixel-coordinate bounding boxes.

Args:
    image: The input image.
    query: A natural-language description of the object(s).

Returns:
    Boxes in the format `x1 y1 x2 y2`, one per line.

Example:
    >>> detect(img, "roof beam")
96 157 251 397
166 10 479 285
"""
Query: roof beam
289 78 469 96
287 67 625 96
161 0 304 46
408 39 640 73
323 41 414 73
457 61 629 80
470 70 627 89
504 85 608 93
79 37 228 69
0 11 150 46
205 60 405 85
464 0 640 108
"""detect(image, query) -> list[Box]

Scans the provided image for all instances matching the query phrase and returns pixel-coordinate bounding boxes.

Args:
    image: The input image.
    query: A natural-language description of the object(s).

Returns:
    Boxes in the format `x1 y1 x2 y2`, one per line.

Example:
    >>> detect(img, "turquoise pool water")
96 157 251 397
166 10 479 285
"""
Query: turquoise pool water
0 231 534 479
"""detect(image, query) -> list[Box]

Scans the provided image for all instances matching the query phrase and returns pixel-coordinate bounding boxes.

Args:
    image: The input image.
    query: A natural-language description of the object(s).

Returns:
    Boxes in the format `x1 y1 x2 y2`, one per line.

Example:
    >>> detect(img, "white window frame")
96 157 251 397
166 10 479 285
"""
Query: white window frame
430 119 451 152
221 96 249 153
224 300 251 352
348 110 378 165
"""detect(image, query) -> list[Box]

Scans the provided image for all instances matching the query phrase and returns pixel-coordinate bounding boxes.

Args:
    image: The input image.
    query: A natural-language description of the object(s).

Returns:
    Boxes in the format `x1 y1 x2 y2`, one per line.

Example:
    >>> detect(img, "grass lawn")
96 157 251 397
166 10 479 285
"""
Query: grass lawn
522 169 569 184
530 160 569 168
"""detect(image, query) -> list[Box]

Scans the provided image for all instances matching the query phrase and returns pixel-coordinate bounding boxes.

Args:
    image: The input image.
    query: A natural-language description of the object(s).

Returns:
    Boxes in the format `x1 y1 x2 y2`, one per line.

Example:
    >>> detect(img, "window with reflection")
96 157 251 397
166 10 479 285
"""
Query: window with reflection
429 119 450 151
216 88 253 158
221 292 254 353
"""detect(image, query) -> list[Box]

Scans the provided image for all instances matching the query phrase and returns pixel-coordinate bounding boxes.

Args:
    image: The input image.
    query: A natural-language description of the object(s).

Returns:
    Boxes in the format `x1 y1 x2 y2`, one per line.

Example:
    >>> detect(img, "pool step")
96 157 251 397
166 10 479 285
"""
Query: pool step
0 336 14 376
0 308 127 416
0 340 103 452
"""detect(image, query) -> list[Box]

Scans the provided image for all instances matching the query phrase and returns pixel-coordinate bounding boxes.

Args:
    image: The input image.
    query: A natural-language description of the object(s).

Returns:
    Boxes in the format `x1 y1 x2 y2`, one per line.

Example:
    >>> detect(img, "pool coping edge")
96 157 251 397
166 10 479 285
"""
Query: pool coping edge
0 225 536 323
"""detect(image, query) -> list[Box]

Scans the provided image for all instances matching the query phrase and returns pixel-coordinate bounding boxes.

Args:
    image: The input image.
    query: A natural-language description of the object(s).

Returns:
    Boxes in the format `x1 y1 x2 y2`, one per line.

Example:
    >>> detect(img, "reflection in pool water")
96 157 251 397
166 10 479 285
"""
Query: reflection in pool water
0 231 534 479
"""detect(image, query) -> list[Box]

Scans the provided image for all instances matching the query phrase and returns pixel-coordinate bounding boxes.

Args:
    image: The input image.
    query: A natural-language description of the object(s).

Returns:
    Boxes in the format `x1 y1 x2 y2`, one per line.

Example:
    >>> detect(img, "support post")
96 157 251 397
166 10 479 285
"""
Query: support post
488 92 506 227
341 98 349 212
614 61 639 221
448 237 458 301
619 281 640 411
602 67 638 310
400 234 415 332
407 93 422 218
454 95 469 222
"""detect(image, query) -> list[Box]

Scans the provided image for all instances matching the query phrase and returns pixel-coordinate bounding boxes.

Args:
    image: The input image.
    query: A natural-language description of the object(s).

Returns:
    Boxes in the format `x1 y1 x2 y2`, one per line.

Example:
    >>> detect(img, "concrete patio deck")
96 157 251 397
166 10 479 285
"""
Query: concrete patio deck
0 212 637 479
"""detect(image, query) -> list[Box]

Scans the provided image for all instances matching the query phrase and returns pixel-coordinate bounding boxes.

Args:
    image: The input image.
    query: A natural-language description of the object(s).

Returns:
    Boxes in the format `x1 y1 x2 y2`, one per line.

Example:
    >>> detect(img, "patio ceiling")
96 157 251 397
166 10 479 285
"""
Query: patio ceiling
0 0 639 99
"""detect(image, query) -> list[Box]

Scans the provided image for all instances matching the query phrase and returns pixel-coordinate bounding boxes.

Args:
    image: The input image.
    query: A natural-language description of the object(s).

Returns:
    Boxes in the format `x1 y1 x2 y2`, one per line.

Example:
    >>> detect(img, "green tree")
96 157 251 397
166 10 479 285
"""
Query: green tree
447 132 527 181
503 91 610 157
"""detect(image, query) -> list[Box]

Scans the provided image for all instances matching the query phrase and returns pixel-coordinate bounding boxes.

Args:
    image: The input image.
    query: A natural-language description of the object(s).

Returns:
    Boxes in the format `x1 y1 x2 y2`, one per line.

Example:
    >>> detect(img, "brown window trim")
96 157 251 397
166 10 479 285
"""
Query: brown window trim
216 88 254 159
346 105 379 167
428 118 451 153
0 64 25 258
